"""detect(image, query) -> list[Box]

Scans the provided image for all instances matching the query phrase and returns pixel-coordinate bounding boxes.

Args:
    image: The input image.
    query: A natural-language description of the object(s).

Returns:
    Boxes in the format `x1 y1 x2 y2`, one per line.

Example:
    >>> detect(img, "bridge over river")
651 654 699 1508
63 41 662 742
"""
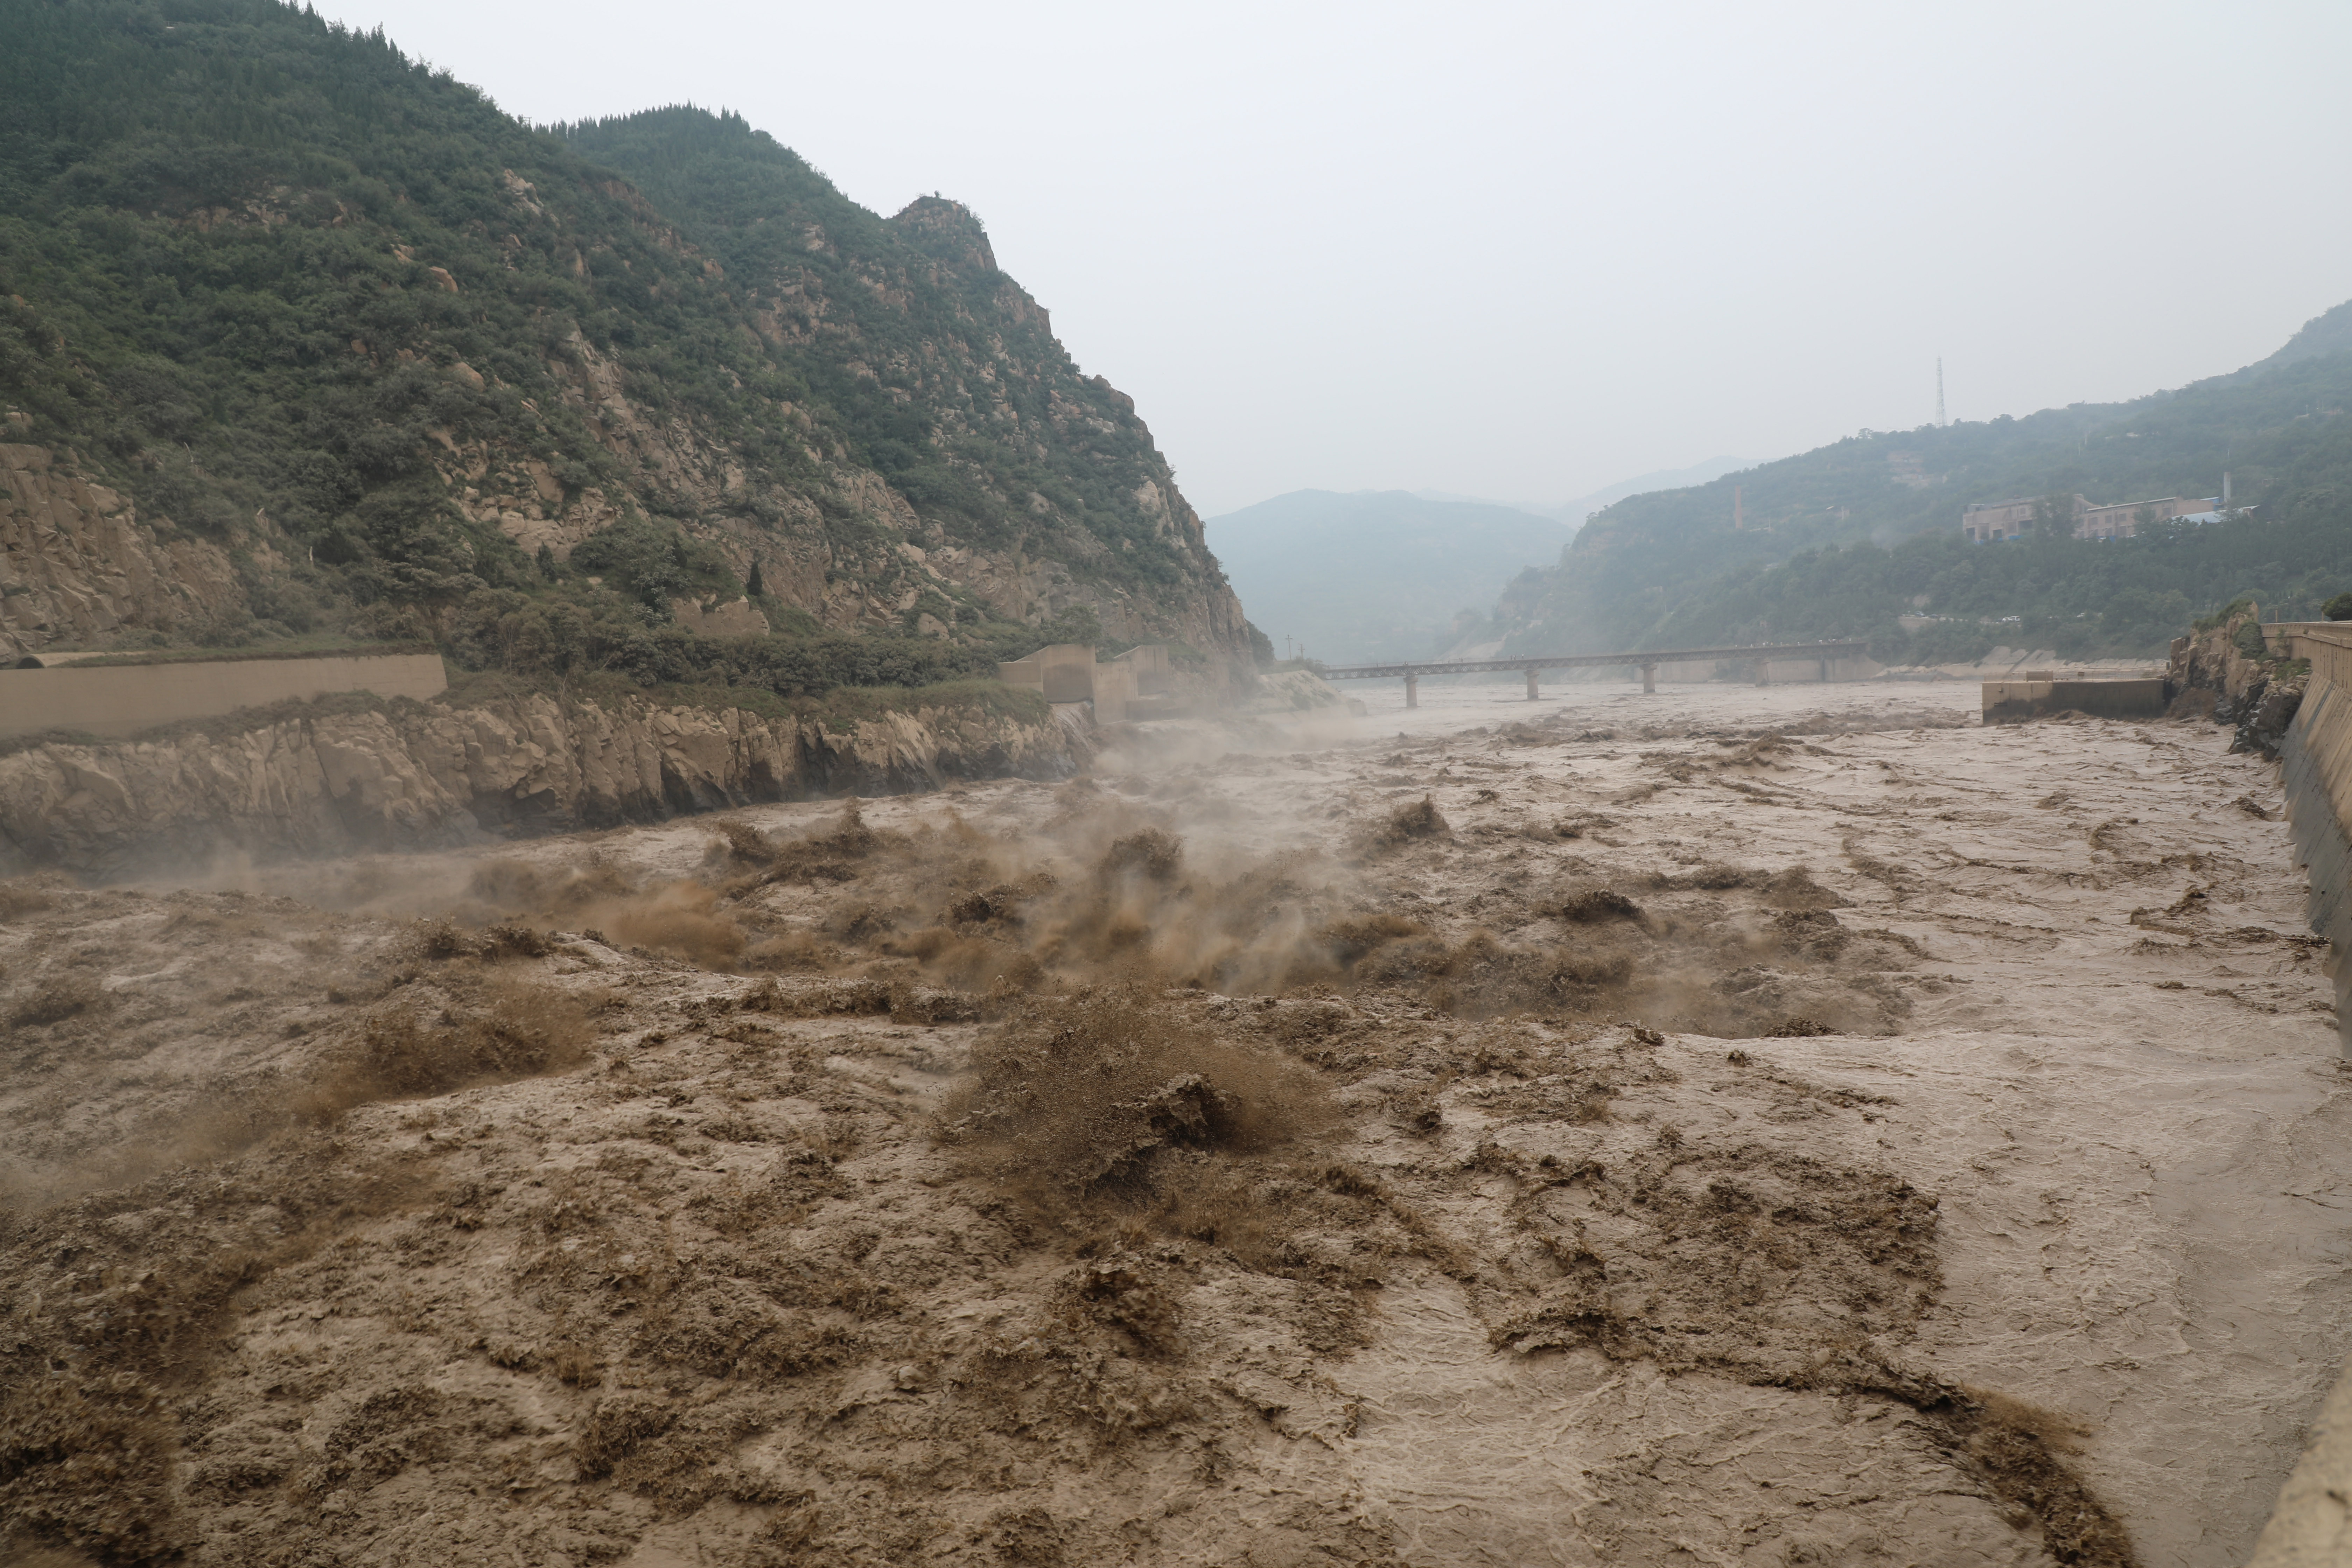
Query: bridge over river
1317 640 1872 706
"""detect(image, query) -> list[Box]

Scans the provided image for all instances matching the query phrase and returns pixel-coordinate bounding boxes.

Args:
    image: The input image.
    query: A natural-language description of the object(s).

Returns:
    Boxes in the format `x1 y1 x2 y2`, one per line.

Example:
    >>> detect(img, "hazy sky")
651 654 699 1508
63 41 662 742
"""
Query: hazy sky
326 0 2352 516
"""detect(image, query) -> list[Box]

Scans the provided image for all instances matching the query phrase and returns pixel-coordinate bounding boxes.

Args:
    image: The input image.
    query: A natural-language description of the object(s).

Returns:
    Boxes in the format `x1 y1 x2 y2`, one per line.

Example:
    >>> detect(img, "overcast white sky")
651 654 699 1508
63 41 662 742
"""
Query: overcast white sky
328 0 2352 516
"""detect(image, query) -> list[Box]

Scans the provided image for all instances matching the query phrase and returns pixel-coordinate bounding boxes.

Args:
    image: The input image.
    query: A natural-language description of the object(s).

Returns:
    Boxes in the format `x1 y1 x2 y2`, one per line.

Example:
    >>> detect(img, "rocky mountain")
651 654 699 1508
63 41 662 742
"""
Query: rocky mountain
0 0 1251 694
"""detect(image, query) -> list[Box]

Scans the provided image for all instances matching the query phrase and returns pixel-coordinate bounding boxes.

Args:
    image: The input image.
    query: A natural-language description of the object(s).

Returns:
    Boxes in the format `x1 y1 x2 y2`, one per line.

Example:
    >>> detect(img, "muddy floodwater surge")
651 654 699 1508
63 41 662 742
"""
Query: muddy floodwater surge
0 682 2343 1567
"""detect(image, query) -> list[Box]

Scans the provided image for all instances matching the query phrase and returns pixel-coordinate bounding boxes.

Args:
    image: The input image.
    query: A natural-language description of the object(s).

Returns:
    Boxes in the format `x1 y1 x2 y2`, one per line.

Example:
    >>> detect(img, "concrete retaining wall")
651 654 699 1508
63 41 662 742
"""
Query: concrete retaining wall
1981 676 2168 723
2277 679 2352 1058
995 643 1184 722
2243 620 2352 1564
0 652 448 740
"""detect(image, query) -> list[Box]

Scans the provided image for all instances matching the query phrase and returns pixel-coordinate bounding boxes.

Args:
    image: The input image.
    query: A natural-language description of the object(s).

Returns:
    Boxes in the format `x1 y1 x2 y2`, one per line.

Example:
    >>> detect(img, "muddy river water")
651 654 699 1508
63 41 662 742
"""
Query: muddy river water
2 677 2345 1567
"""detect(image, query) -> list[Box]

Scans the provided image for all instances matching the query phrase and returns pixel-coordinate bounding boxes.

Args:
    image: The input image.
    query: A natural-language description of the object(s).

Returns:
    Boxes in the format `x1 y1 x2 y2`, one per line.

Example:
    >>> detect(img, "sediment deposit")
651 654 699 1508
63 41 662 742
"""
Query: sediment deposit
1 680 2343 1567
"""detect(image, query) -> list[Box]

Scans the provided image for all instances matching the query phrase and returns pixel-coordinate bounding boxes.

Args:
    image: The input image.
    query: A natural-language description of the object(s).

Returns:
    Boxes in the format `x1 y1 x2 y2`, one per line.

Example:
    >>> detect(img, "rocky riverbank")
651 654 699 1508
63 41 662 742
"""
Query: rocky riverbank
2167 603 2309 757
0 686 1083 874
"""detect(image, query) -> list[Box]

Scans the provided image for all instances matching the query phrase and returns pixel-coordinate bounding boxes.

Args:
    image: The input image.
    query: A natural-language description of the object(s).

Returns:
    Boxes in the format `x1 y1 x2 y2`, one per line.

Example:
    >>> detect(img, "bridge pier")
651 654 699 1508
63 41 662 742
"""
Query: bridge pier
1404 674 1418 709
1525 667 1539 701
1640 662 1656 694
1755 658 1771 687
1818 657 1829 682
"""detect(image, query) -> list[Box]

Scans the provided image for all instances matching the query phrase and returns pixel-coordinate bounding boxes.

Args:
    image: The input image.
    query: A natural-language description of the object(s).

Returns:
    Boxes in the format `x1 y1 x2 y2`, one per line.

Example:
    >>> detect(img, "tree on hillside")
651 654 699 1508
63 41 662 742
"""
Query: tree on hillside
2033 493 2079 540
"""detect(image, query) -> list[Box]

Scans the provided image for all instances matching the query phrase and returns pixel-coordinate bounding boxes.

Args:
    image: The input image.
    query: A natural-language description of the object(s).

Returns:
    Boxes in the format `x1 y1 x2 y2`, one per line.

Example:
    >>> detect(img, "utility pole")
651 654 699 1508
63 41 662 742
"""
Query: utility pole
1937 357 1946 427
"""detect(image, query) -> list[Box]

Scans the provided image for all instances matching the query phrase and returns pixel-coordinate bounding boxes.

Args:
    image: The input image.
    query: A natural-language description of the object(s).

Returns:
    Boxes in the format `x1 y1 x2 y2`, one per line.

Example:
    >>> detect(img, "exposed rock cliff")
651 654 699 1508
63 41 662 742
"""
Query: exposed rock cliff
0 690 1083 874
0 444 242 658
2166 604 2308 758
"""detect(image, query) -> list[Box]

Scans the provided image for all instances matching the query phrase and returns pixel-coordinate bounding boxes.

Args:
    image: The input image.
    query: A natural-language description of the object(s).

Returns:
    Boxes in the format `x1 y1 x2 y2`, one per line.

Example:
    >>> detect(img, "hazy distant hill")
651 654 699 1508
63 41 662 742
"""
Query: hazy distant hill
2205 299 2352 384
1538 457 1758 527
1409 458 1757 531
1487 301 2352 663
1207 491 1568 663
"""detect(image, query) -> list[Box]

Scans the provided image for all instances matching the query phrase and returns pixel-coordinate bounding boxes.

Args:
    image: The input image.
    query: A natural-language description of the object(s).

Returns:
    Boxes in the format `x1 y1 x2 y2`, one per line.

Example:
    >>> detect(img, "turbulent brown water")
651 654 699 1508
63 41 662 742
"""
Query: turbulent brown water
2 679 2344 1567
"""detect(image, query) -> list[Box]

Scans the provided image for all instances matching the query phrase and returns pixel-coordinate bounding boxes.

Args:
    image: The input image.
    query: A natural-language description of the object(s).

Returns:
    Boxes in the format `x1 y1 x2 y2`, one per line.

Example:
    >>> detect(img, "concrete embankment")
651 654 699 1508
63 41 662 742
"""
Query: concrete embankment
2231 618 2352 1565
0 688 1083 874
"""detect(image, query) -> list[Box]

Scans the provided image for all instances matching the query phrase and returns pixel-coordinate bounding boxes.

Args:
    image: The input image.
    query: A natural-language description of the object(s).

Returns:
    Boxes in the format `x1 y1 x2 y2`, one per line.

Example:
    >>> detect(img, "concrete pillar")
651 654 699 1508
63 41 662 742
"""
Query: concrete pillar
1754 659 1771 687
1404 674 1418 709
1818 657 1829 682
1640 662 1656 694
1525 667 1539 701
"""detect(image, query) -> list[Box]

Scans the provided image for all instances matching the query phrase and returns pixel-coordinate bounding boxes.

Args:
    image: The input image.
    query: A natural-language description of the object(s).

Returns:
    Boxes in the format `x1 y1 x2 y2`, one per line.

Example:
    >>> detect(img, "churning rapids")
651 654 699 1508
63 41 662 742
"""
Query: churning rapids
2 677 2345 1568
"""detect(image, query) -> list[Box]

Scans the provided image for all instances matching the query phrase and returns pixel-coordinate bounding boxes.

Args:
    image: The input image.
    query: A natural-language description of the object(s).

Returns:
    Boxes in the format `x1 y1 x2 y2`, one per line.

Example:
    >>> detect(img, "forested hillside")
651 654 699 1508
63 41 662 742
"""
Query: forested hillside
1493 305 2352 662
0 0 1252 696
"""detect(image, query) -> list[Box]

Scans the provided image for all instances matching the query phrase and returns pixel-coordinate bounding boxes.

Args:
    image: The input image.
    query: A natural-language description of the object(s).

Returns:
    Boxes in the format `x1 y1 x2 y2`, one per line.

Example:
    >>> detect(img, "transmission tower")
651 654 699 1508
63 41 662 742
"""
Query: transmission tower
1936 357 1946 427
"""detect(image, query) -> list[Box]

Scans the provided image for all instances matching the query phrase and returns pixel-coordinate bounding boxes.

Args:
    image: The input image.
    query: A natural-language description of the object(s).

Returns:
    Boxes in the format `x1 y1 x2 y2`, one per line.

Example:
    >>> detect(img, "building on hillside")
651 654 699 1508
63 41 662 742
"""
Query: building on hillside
1960 496 2065 542
2075 496 2211 539
2170 504 2255 526
1962 492 2230 543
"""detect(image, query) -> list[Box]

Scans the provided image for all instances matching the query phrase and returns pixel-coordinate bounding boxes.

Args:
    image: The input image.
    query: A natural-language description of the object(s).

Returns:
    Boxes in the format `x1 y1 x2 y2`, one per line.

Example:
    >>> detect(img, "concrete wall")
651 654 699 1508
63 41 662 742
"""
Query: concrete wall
0 651 448 741
997 643 1099 705
1981 677 2167 723
995 643 1182 721
1111 644 1172 694
2244 620 2352 1563
2266 622 2352 686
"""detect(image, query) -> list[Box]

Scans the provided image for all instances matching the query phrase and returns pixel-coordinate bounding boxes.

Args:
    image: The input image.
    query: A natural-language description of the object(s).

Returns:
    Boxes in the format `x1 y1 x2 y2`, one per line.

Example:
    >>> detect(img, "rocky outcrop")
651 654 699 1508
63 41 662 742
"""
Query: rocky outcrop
2166 605 2308 758
0 444 243 658
0 691 1084 874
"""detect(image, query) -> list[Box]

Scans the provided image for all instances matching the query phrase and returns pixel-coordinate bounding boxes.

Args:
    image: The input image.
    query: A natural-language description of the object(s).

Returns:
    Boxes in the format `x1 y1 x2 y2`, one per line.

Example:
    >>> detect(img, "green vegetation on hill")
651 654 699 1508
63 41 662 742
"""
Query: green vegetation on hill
1493 310 2352 661
559 110 1189 584
0 0 1241 706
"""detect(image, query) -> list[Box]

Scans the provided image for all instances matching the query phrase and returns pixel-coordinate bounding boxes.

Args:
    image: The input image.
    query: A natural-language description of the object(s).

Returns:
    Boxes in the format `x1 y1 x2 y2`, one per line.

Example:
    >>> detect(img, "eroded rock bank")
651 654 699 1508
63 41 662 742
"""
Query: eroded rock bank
0 689 1083 874
0 442 244 658
2166 603 2308 757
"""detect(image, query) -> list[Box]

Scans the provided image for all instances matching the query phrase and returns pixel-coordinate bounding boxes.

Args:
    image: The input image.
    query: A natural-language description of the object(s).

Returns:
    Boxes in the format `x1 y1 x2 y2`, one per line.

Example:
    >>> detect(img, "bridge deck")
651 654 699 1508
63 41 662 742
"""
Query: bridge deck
1317 642 1870 679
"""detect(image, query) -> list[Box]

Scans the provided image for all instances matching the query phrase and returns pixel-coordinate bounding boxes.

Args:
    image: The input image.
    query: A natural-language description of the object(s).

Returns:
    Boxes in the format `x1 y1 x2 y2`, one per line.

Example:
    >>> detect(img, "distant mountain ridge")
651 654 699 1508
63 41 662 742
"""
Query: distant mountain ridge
1206 490 1567 664
1408 457 1759 531
2204 300 2352 385
1209 458 1755 665
1484 300 2352 662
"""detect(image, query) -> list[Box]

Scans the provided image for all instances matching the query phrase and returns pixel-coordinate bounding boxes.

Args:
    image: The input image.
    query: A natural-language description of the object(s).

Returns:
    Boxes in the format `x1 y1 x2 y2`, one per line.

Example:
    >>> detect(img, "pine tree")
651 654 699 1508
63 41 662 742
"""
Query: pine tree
746 557 765 598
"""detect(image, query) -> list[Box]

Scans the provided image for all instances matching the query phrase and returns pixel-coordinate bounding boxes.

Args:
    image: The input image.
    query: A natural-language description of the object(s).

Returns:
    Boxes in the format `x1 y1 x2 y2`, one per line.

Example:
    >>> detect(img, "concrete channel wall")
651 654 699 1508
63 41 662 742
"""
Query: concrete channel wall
0 651 449 741
1981 675 2168 723
2245 621 2352 1566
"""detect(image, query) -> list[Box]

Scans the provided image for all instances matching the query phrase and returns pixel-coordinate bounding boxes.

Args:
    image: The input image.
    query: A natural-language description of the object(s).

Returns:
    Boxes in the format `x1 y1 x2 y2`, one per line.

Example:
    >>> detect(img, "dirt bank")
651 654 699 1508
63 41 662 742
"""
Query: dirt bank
1 680 2342 1567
